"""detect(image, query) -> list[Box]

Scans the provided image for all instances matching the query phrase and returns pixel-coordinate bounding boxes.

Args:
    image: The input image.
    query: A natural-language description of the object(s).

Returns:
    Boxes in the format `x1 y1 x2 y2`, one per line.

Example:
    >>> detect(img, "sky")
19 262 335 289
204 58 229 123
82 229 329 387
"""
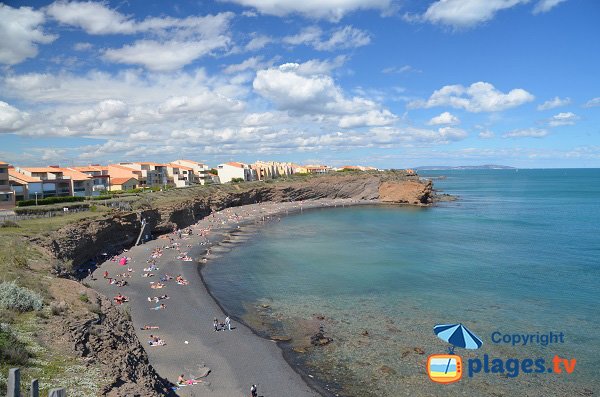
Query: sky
0 0 599 168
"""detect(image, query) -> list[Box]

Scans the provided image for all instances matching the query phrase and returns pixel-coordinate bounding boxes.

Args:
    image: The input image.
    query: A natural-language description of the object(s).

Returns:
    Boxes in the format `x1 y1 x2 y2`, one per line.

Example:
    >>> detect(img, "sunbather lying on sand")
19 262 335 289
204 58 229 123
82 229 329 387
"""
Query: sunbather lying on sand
150 303 166 310
177 375 203 386
141 325 159 330
150 282 165 289
147 295 169 303
148 335 166 346
176 275 189 285
113 294 129 304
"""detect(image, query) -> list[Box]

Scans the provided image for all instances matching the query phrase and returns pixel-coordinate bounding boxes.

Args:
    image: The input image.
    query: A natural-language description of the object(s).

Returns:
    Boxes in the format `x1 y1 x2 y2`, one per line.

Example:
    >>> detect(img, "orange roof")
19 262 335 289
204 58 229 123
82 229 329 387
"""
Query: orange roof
9 169 41 183
225 162 245 168
61 168 92 181
168 163 193 170
72 165 107 172
109 164 139 172
111 177 138 185
0 160 8 165
175 159 205 166
21 167 66 173
136 162 164 166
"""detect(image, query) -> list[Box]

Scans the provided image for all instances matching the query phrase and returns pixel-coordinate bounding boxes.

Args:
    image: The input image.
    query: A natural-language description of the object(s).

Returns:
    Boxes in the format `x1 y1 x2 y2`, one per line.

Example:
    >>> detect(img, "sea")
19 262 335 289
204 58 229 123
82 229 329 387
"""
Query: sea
202 169 600 397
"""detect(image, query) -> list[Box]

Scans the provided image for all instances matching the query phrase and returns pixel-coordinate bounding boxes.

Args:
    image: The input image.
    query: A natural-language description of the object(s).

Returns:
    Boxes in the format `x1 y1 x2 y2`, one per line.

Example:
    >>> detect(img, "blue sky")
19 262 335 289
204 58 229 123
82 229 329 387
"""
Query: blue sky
0 0 599 168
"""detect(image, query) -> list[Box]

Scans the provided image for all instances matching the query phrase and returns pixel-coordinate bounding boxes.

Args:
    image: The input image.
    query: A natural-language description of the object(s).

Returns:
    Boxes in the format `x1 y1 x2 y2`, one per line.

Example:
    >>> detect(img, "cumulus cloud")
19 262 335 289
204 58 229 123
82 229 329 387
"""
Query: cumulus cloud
409 82 534 112
548 112 578 127
584 97 600 108
533 0 568 14
253 62 395 128
427 111 460 125
0 101 30 132
0 4 57 65
537 96 571 110
503 127 548 138
103 38 230 71
283 26 370 51
370 125 468 145
419 0 527 28
220 0 391 21
65 99 128 127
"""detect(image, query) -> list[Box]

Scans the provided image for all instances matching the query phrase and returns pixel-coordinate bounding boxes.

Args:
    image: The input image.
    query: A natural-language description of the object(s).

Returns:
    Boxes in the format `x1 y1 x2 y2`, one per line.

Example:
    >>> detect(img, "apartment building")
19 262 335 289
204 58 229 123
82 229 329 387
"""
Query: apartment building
16 167 73 197
251 161 295 181
165 163 194 188
72 165 111 192
171 159 212 185
109 177 138 191
217 162 255 183
0 161 15 210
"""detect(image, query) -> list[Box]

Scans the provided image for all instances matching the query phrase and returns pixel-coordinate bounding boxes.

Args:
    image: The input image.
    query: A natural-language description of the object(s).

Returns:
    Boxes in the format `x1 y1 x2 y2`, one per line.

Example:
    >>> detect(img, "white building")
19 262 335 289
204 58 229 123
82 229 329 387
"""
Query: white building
217 162 254 183
171 159 212 185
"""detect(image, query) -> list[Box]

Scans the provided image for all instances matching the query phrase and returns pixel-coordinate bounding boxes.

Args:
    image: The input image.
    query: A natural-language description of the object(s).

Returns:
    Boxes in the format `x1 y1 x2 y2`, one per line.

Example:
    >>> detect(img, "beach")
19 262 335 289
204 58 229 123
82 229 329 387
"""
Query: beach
88 198 369 397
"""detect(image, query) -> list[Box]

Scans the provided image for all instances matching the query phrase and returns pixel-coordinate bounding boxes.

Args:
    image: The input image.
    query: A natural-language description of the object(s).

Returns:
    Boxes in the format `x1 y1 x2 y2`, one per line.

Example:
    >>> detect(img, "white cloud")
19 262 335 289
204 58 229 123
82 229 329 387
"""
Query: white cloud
533 0 567 14
338 110 396 128
478 130 495 139
427 111 460 125
283 26 370 51
382 65 419 74
221 0 391 21
47 1 233 37
223 56 266 74
503 128 549 138
46 1 135 34
409 82 534 112
0 101 29 132
65 99 128 127
370 125 468 144
103 38 230 71
0 4 57 65
537 96 571 110
584 97 600 108
548 111 578 127
419 0 527 28
73 42 93 51
245 35 272 51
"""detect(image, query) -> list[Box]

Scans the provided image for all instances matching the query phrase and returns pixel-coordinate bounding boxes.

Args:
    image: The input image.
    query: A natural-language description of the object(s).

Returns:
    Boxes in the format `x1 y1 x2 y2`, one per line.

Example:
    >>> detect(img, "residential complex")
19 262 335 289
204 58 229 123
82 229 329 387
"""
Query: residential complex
0 161 14 210
0 158 379 209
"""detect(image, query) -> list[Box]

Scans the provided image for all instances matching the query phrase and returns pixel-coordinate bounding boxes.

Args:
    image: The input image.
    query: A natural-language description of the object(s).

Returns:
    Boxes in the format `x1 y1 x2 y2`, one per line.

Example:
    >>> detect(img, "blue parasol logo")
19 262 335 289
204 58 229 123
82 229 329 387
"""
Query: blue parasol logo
434 323 483 354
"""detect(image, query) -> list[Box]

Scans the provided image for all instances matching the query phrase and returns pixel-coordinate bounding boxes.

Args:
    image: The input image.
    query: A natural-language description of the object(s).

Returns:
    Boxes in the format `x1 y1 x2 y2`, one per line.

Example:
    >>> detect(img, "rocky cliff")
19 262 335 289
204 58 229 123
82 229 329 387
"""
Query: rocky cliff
37 171 432 273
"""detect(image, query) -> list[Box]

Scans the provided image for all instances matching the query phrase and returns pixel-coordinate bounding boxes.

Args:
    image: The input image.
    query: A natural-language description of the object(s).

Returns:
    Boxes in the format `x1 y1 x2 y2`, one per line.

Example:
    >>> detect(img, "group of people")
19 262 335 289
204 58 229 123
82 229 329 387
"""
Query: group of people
213 316 232 332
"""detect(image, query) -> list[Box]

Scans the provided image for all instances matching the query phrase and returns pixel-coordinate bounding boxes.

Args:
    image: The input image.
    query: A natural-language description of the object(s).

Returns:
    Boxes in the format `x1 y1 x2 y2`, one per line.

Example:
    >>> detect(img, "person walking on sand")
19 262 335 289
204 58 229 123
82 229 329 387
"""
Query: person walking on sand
250 384 258 397
213 318 219 332
225 316 231 331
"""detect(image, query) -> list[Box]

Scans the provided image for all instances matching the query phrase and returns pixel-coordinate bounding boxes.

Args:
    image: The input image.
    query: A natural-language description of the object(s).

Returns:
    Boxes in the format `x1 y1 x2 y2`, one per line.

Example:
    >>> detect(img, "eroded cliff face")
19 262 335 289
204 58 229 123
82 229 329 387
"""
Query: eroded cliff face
38 172 432 271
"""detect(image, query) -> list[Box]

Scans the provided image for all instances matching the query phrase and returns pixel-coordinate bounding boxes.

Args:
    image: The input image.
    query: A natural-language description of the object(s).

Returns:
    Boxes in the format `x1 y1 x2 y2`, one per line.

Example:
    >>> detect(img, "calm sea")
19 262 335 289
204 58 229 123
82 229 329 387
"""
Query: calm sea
203 169 600 396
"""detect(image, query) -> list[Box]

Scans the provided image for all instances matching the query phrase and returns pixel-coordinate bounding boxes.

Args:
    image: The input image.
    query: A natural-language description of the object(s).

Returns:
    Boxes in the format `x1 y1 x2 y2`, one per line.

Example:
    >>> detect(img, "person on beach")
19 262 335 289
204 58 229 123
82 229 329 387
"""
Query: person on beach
214 318 219 332
225 316 231 331
250 384 258 397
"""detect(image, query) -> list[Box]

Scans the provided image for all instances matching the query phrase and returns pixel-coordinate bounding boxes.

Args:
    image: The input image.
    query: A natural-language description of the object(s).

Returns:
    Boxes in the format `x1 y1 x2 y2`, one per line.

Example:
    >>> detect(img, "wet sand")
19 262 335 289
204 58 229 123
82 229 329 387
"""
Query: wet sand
88 199 370 397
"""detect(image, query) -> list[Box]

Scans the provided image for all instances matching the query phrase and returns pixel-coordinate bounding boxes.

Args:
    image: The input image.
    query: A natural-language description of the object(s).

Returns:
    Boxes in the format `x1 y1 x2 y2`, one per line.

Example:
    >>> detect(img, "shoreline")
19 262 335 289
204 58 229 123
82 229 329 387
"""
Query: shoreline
88 198 374 396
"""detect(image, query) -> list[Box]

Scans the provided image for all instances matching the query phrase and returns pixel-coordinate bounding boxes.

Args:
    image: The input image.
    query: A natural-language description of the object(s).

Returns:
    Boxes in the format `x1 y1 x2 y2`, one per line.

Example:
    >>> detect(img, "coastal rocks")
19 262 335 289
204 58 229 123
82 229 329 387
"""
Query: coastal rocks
310 326 334 347
63 292 172 397
378 180 433 205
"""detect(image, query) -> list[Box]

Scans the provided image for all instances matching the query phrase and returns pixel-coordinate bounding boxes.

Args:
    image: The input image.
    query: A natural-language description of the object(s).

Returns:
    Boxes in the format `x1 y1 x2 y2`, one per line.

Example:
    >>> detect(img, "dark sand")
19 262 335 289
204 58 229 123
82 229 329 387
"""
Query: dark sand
89 199 369 396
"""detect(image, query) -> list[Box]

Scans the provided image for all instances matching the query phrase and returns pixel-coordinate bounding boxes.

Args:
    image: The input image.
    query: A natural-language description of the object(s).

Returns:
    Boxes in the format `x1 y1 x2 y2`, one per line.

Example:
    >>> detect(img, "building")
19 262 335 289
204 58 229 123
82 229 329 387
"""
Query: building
251 161 295 181
0 161 15 210
56 167 93 197
336 165 378 172
16 167 73 197
109 177 138 191
71 165 110 193
165 163 194 188
8 167 40 202
108 162 167 188
171 160 212 185
304 165 331 174
217 162 254 183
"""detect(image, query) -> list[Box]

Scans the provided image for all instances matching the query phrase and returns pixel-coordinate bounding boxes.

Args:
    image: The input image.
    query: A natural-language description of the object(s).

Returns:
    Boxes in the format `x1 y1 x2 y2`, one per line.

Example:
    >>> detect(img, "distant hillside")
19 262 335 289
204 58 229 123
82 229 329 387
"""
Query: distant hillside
416 165 516 170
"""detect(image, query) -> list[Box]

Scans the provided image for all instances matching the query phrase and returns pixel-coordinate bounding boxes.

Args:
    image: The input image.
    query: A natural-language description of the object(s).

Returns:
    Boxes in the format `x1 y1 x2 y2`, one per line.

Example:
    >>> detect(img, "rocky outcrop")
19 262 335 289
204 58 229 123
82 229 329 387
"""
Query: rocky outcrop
378 179 433 205
64 294 173 397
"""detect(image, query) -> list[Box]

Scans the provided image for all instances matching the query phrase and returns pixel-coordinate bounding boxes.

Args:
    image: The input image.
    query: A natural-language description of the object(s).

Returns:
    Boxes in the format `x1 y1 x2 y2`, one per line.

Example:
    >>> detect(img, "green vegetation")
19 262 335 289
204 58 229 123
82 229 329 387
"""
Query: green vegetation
0 282 43 312
14 203 90 215
0 326 30 366
230 177 245 183
17 196 85 207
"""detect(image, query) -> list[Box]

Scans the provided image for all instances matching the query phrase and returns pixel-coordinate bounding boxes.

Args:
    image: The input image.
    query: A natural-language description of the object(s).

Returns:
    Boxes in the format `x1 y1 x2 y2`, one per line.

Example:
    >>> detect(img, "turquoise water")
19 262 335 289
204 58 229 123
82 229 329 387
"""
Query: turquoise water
203 169 600 396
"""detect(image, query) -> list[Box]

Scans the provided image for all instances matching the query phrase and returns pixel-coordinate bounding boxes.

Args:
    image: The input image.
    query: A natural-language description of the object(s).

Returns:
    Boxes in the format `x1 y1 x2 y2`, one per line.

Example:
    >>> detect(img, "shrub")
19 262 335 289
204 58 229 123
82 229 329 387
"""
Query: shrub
0 326 29 366
14 203 89 215
17 195 85 207
0 281 43 312
0 220 20 228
